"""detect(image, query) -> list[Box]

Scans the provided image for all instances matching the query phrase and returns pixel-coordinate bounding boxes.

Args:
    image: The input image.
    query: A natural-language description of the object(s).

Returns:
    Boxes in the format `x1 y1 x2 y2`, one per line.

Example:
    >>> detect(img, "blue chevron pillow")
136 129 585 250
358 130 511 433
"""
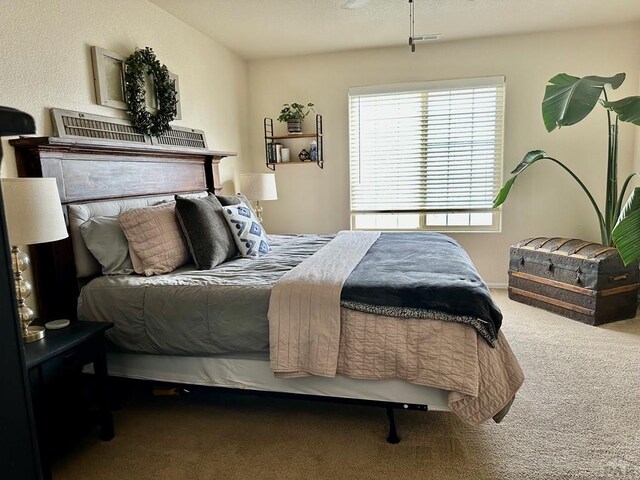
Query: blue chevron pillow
221 203 271 257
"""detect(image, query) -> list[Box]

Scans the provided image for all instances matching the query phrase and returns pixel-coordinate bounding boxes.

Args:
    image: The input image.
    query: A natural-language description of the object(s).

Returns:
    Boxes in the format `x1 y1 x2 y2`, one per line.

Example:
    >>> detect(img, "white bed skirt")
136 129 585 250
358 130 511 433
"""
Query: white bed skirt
99 352 451 411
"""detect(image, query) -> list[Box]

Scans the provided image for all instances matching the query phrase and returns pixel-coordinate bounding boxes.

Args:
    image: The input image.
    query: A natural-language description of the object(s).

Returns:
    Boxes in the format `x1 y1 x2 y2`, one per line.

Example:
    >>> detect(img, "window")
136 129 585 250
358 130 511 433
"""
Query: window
349 76 505 232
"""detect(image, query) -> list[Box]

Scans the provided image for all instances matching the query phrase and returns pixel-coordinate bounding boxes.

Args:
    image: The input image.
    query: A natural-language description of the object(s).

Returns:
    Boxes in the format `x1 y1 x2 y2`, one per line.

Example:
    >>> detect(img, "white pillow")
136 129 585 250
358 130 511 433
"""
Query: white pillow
79 215 134 275
221 203 270 257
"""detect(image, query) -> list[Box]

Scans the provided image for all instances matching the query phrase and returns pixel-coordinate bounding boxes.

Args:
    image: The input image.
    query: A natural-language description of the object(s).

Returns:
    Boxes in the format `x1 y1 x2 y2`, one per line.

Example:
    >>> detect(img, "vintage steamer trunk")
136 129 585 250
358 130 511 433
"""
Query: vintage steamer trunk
508 237 639 325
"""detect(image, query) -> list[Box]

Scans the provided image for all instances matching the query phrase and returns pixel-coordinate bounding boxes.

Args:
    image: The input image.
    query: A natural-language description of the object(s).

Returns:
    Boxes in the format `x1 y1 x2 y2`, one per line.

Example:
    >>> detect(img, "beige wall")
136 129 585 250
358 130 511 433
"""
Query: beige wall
0 0 249 311
0 0 249 187
248 22 640 285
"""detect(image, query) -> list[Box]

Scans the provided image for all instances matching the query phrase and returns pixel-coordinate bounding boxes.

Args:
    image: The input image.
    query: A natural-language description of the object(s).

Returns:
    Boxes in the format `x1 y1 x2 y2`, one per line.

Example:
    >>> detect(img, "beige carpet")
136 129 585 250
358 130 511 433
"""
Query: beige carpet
53 290 640 480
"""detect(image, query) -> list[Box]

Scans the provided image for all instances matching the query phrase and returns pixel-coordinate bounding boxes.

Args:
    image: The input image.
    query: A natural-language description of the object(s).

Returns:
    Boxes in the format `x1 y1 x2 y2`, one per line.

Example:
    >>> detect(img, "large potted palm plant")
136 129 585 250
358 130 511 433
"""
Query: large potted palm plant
494 73 640 265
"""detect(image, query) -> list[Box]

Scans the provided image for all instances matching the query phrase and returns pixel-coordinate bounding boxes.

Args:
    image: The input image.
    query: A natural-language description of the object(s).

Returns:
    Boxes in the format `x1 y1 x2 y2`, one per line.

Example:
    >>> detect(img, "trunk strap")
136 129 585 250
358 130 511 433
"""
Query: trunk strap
567 241 595 256
586 246 618 259
549 238 574 252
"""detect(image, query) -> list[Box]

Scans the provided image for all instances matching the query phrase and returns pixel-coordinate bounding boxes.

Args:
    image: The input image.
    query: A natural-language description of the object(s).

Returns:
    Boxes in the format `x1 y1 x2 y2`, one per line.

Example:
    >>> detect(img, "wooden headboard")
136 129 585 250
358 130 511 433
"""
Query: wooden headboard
9 136 236 320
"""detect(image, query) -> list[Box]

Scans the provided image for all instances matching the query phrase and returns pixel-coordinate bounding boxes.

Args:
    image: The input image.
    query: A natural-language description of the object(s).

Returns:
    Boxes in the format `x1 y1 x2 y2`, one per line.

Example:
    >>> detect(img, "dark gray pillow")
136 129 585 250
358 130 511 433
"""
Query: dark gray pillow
216 193 258 218
79 216 134 275
175 194 238 269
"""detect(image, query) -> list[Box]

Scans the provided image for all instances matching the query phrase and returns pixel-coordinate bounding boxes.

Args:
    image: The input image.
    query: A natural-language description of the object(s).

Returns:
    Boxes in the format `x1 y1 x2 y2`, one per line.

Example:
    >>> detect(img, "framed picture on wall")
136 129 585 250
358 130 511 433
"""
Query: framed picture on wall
90 46 182 119
168 71 182 120
91 46 128 110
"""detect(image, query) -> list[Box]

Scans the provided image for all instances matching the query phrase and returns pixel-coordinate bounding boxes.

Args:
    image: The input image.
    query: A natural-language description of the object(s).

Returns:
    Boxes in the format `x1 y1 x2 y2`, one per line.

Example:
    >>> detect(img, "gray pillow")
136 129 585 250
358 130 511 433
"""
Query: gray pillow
79 216 134 275
216 193 258 218
175 194 238 269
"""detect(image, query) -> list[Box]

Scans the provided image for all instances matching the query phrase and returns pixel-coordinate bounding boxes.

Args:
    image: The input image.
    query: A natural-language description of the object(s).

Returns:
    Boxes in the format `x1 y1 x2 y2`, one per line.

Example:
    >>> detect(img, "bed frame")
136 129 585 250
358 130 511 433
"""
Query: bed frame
10 134 433 444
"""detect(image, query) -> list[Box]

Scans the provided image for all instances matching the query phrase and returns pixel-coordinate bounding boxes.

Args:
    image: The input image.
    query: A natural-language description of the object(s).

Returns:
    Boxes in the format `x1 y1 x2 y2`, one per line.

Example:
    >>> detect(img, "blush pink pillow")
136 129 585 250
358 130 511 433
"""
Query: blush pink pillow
118 202 189 276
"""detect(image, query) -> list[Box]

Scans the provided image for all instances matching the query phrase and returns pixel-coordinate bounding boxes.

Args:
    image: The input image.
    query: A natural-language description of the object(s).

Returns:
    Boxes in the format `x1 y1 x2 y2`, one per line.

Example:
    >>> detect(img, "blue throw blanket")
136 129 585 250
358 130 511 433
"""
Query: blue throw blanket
340 232 502 346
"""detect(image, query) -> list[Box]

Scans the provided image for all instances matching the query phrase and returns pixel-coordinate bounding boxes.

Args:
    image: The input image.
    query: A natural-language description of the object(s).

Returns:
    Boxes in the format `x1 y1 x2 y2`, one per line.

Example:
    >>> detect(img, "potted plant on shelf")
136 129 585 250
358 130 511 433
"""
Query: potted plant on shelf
494 73 640 265
277 102 314 134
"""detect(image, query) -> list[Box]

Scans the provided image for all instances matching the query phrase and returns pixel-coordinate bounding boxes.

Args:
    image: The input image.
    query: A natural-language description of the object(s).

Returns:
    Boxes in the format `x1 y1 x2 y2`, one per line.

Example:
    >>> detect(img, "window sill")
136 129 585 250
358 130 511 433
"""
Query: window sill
351 227 502 234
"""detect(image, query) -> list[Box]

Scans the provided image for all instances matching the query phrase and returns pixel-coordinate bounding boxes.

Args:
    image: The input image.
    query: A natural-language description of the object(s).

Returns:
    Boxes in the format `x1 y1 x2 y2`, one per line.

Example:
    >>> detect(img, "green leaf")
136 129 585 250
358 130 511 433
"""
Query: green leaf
493 150 546 207
612 187 640 265
542 73 626 132
493 176 517 208
511 150 546 174
603 96 640 126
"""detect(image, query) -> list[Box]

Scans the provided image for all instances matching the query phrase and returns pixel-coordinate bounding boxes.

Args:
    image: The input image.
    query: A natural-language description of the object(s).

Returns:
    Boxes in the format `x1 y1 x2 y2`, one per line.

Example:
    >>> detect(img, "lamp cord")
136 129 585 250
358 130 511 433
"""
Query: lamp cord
13 247 24 304
12 247 21 300
11 247 25 331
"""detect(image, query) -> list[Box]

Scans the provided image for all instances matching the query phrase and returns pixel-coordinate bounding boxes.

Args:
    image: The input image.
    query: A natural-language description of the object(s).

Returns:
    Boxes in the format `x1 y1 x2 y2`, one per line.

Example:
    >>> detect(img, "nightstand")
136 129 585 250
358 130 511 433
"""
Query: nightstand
23 321 114 479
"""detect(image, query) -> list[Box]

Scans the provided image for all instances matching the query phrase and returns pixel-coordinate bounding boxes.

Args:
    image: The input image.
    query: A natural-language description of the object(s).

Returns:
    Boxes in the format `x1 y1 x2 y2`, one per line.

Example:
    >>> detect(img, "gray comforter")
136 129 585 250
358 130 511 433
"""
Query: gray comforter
81 232 501 355
78 234 333 355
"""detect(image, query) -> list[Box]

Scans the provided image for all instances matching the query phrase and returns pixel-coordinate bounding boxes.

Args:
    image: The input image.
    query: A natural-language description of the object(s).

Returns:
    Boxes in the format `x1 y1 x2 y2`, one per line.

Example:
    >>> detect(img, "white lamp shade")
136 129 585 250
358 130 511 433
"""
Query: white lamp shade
240 173 278 201
1 178 68 245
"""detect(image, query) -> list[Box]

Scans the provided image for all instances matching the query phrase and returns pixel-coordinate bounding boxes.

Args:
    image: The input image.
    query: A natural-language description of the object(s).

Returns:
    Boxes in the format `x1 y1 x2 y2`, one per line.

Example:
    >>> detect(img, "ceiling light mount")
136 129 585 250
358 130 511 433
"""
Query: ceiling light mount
408 0 440 52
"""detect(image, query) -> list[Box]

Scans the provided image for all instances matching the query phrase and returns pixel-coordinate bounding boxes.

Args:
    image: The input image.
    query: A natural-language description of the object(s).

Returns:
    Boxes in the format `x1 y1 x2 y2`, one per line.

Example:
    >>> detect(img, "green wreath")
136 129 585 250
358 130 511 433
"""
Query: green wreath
124 47 177 137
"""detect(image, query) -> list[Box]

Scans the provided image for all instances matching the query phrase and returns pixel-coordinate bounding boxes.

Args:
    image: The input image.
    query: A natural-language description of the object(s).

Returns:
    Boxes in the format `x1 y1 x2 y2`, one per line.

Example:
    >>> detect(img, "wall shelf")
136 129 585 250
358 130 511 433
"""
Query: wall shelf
266 133 323 140
267 160 314 166
264 114 324 170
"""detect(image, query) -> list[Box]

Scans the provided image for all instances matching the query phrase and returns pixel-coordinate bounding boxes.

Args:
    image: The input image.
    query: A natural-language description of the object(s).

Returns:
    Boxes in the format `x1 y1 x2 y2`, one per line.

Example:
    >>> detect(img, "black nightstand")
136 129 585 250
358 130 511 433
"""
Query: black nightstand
23 321 114 479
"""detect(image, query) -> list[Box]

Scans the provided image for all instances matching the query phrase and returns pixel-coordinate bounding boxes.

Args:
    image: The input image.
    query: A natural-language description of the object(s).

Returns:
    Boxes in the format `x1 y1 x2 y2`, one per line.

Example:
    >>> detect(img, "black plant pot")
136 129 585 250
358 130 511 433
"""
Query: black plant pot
287 118 302 134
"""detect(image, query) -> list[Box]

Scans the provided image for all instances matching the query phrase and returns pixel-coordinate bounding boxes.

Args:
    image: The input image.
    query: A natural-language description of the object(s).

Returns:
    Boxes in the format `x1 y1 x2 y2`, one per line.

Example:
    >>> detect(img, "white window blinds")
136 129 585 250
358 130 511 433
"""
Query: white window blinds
349 77 504 229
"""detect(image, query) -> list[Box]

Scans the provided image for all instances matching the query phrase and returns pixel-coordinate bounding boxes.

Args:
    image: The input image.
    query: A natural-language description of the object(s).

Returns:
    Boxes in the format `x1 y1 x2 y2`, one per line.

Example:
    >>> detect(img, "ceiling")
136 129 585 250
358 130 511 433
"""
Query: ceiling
149 0 640 60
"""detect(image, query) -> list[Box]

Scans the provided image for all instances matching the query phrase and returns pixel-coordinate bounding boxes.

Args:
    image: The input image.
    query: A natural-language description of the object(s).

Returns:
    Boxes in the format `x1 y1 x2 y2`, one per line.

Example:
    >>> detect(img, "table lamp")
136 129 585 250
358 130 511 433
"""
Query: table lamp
240 173 278 223
1 178 68 342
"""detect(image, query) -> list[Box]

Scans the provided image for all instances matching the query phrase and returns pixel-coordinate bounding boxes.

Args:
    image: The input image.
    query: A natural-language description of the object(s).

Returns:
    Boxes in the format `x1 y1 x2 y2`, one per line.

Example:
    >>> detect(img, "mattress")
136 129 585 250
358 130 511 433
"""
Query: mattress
78 234 333 355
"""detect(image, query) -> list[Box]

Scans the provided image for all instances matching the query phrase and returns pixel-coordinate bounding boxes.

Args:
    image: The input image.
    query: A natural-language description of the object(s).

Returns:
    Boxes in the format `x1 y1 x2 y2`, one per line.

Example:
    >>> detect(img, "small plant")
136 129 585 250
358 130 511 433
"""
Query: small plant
277 102 314 122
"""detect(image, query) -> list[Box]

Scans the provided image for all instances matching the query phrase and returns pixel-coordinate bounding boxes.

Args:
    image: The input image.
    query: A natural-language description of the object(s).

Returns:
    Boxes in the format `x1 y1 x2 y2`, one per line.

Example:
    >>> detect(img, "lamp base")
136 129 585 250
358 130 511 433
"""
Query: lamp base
23 325 45 343
254 200 263 223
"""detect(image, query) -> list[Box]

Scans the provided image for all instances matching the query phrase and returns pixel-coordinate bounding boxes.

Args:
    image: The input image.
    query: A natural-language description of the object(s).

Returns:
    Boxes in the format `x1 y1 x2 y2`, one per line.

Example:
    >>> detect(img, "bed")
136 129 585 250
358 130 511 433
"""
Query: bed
11 125 523 443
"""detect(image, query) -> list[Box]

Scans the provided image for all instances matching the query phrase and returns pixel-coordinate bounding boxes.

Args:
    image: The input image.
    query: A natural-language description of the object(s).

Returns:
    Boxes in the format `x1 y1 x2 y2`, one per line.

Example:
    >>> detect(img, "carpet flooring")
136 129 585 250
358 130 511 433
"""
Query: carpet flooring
53 290 640 480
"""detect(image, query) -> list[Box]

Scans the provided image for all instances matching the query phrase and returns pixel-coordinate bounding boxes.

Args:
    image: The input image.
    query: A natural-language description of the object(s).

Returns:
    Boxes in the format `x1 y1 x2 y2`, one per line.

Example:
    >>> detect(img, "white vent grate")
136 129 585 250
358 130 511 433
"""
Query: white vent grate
61 114 146 143
154 127 208 149
51 108 207 149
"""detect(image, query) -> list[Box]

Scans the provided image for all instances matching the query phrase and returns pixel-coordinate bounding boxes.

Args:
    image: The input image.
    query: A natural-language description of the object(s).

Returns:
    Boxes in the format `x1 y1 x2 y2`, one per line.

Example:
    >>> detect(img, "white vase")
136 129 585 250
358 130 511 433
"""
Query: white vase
281 148 290 163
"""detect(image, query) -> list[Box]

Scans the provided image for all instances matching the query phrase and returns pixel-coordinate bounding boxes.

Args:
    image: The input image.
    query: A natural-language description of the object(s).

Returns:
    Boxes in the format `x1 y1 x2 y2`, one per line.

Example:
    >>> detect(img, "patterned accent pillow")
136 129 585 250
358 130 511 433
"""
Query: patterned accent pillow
118 202 190 276
221 203 270 257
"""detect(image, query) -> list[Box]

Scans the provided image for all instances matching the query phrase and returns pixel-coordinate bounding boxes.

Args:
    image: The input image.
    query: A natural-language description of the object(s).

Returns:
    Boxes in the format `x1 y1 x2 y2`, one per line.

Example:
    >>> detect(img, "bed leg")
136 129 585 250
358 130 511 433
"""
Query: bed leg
386 407 400 444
